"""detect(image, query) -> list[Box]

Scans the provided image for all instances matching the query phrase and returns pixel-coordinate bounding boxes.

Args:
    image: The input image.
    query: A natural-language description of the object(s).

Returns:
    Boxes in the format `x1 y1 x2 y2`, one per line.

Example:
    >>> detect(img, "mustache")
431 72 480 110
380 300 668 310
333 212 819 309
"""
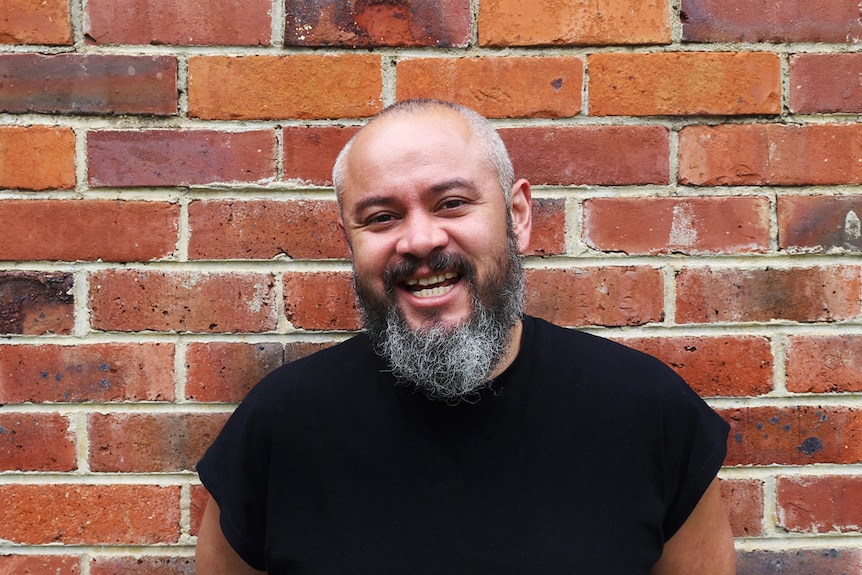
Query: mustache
383 252 475 291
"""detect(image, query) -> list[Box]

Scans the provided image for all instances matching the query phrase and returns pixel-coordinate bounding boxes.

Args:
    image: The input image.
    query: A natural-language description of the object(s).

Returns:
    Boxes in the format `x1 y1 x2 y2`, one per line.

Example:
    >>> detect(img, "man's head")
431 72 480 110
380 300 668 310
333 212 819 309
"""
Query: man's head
333 99 532 402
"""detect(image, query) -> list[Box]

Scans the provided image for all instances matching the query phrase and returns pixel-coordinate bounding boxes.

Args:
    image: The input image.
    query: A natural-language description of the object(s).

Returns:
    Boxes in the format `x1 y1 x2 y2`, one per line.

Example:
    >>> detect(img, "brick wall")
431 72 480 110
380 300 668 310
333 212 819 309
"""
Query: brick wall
1 0 861 573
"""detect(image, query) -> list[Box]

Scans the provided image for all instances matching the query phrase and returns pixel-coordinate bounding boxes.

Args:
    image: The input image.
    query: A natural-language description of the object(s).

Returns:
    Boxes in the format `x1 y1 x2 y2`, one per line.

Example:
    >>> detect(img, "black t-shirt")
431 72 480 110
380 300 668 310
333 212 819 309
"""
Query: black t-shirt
198 316 729 574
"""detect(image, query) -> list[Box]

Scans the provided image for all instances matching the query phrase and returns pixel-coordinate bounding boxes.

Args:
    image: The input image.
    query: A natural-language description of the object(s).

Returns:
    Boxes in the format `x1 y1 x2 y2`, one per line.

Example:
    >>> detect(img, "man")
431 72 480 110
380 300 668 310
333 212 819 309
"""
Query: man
196 99 735 574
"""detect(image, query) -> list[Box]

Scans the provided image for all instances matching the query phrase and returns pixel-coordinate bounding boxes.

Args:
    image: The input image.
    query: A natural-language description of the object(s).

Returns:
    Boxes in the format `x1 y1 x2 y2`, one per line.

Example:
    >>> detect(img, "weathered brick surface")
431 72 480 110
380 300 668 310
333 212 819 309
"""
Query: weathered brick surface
589 52 780 116
0 484 181 544
500 126 670 186
85 0 271 46
720 479 764 537
527 198 566 256
584 197 770 255
679 124 862 186
0 555 80 575
285 0 470 47
87 130 276 187
676 266 861 324
737 548 862 575
0 413 76 472
283 271 361 331
525 267 664 328
619 336 774 397
190 484 209 536
790 54 862 114
0 0 71 45
185 342 284 402
479 0 670 46
188 55 382 120
0 272 74 336
188 199 348 260
90 556 195 575
0 343 175 403
89 270 278 333
89 412 230 472
786 335 862 393
778 195 862 252
723 407 862 466
0 126 75 190
283 125 360 186
396 57 583 119
777 475 862 534
681 0 862 43
0 54 176 115
0 200 179 262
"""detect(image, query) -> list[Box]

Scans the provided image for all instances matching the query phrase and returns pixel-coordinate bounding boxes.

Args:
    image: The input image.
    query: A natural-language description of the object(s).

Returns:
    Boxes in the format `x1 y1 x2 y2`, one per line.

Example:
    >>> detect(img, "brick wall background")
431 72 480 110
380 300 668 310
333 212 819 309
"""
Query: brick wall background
1 0 861 573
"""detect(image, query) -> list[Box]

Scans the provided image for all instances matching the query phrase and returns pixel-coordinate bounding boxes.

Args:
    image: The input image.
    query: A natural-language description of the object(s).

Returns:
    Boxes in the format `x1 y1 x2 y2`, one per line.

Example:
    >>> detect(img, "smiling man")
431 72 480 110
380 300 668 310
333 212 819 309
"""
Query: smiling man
196 100 735 574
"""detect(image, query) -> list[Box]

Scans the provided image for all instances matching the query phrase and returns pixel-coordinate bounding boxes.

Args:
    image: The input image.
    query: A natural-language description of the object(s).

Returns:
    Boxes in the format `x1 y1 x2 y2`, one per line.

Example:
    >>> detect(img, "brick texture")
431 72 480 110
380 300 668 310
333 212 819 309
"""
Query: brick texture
90 556 194 575
283 126 360 186
185 342 284 402
0 556 80 575
283 271 361 331
720 479 764 537
778 195 862 252
0 272 74 336
0 126 75 190
736 549 862 575
790 54 862 114
0 413 76 472
777 476 862 534
528 198 567 257
0 0 71 45
786 335 862 393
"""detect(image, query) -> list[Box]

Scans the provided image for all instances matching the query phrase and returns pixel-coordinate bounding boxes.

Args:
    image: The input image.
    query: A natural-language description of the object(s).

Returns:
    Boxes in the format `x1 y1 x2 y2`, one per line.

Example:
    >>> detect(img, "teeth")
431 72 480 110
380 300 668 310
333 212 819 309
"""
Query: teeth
413 284 455 298
405 272 457 287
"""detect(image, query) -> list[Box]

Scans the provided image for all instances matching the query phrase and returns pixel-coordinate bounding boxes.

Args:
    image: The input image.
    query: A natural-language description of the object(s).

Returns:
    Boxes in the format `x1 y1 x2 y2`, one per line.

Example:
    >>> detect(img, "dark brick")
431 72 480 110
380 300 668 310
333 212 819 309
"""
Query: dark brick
0 272 73 335
778 195 862 252
91 556 195 575
736 548 862 575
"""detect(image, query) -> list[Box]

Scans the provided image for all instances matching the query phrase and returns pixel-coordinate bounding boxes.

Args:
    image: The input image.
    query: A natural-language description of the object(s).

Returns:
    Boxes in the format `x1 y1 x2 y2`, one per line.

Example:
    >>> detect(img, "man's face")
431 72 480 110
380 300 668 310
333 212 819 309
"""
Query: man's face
339 108 531 334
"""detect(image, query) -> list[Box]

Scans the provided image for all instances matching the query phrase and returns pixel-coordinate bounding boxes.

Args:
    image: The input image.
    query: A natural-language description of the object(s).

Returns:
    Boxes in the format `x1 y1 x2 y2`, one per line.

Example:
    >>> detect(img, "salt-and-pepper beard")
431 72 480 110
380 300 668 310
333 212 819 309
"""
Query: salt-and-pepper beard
353 226 526 403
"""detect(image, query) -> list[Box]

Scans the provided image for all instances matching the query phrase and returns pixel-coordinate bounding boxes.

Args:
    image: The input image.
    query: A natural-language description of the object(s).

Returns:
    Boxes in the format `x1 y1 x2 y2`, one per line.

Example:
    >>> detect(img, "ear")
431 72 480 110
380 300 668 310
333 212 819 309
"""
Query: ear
336 216 354 256
509 178 532 254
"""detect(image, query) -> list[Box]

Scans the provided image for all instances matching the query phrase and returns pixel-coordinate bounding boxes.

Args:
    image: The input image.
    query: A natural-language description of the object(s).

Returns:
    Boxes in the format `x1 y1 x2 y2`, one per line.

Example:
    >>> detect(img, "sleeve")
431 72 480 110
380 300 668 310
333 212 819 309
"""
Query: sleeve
197 385 274 571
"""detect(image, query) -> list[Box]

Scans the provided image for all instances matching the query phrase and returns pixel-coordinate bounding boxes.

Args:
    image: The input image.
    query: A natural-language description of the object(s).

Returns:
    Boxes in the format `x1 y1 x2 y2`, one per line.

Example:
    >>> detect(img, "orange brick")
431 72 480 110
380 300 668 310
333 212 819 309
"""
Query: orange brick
676 266 861 324
0 0 71 45
790 54 862 114
396 57 583 118
479 0 670 46
0 413 76 472
89 270 278 333
185 342 284 402
0 556 79 575
0 126 75 190
777 476 862 534
188 199 348 260
90 556 194 575
720 478 764 537
0 272 74 336
0 484 181 545
584 197 770 255
589 52 780 116
188 55 382 120
0 343 175 403
283 271 361 331
283 125 359 186
679 124 862 186
786 335 862 393
525 267 664 328
0 200 179 262
778 195 862 252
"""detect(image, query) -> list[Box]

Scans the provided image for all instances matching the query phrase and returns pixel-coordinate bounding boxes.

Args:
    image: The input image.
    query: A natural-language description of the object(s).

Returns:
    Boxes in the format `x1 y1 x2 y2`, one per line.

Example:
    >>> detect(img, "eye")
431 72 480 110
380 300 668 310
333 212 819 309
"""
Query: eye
365 212 397 226
439 198 467 211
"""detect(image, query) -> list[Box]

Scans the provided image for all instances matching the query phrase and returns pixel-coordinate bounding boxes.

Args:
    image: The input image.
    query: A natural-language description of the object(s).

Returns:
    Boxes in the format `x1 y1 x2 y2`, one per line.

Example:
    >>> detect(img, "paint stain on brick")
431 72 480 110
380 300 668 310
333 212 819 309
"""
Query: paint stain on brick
797 437 824 456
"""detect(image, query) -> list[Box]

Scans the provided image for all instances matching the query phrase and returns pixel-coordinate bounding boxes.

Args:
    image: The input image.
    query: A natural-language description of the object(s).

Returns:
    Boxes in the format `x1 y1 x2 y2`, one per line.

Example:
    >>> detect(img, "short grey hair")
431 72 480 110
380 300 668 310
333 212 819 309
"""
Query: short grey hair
332 99 515 209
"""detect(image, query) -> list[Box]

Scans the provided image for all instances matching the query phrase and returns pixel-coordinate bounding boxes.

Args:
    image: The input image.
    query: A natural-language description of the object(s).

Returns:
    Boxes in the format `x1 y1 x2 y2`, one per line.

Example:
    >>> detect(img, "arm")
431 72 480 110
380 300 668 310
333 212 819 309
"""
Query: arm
650 478 736 575
196 495 266 575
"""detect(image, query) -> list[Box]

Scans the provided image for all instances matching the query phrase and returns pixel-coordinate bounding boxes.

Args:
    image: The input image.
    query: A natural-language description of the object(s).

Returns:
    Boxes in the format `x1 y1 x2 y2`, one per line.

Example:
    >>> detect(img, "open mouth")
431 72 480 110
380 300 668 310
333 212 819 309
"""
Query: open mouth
403 271 459 298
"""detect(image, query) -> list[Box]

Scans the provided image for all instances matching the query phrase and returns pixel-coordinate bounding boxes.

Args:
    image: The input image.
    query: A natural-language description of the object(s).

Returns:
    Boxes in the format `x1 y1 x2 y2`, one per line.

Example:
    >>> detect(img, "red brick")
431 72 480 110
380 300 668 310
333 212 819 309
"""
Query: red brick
675 266 861 324
188 55 382 120
186 342 284 402
285 0 470 47
283 125 359 186
737 548 862 575
89 270 278 333
89 413 229 472
190 484 209 536
0 54 176 115
283 271 361 331
0 484 181 545
396 57 583 118
0 555 80 575
85 0 270 46
682 0 862 43
786 335 862 393
778 195 862 252
0 271 74 336
777 475 862 534
0 413 76 472
723 406 862 466
589 52 780 116
188 199 348 260
790 54 862 114
0 126 75 190
0 200 179 262
479 0 670 46
284 341 336 363
500 126 670 186
720 479 764 537
87 130 276 187
584 197 770 255
679 124 862 186
0 343 175 403
91 557 194 575
525 267 664 328
0 0 71 45
619 336 773 397
528 198 566 256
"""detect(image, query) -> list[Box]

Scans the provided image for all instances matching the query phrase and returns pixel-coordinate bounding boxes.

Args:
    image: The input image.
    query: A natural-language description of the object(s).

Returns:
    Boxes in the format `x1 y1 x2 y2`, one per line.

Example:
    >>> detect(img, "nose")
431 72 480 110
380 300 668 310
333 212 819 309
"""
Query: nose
395 213 448 259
